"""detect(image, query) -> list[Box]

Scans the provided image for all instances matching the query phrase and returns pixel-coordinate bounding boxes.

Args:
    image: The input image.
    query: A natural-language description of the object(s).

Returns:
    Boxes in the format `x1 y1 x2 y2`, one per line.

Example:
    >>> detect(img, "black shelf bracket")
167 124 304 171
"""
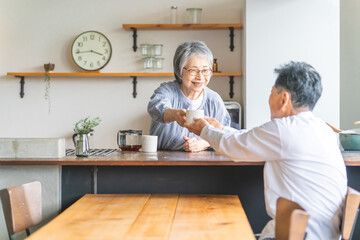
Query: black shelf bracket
16 76 25 98
90 166 98 194
131 27 138 52
229 76 234 98
131 76 137 98
229 27 235 51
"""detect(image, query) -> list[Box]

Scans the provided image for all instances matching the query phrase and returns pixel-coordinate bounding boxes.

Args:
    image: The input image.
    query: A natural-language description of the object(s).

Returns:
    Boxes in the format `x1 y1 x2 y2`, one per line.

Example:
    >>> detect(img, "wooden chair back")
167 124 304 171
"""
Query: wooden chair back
341 187 360 240
275 197 309 240
0 181 42 238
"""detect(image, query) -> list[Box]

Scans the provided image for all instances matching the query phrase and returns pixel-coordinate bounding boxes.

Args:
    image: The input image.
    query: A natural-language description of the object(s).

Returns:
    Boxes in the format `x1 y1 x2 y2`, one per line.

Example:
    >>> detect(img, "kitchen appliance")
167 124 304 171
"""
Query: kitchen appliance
224 101 241 130
117 130 142 151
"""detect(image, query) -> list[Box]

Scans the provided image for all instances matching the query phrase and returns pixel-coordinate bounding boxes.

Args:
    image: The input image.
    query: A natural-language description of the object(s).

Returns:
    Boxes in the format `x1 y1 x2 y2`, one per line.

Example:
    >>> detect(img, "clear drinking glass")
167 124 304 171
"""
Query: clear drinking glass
171 6 178 24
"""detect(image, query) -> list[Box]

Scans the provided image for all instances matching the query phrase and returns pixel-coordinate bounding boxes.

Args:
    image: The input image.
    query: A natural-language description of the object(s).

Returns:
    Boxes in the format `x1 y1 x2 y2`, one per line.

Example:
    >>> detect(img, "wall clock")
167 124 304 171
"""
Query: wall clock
71 31 112 71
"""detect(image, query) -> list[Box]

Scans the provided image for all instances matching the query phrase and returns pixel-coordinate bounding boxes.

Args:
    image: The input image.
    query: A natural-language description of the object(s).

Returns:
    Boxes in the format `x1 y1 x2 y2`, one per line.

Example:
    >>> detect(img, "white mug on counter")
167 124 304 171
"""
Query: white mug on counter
186 109 204 123
141 135 158 153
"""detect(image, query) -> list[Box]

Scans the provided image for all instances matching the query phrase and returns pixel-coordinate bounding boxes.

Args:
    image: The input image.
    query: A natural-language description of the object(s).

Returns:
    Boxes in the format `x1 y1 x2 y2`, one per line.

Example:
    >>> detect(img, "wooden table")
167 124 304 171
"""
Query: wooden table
27 194 255 240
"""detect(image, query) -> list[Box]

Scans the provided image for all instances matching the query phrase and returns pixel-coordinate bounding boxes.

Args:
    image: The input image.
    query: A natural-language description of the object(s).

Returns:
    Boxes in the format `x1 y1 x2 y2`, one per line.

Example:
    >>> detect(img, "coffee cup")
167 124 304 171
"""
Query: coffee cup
141 135 158 153
186 109 204 123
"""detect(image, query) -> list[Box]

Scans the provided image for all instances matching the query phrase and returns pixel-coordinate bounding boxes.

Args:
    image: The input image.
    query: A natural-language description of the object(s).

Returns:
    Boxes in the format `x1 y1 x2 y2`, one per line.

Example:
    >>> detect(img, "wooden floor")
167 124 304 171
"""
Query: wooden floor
27 194 255 240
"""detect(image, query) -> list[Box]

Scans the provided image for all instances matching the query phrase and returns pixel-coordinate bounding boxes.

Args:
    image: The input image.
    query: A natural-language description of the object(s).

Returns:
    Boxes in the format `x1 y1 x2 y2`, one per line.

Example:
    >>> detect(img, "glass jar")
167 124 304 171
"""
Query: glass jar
117 130 142 151
142 57 155 69
154 57 164 70
140 44 151 56
151 44 163 56
186 8 202 24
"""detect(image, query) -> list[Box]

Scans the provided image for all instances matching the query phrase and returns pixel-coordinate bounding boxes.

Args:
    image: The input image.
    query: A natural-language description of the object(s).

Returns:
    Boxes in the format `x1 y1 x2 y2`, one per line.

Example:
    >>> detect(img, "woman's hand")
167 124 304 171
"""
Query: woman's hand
183 136 210 152
204 116 224 130
163 109 186 126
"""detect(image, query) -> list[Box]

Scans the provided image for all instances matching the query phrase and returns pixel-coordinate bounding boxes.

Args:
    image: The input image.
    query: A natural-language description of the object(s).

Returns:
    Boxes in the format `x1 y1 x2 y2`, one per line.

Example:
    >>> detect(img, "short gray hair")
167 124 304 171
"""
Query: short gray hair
274 61 322 111
173 41 213 83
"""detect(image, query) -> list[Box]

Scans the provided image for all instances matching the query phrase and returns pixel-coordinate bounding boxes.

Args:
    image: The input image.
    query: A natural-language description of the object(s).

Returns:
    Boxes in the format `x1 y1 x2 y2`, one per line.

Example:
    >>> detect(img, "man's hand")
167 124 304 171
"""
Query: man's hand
204 116 224 130
184 118 209 136
183 136 210 152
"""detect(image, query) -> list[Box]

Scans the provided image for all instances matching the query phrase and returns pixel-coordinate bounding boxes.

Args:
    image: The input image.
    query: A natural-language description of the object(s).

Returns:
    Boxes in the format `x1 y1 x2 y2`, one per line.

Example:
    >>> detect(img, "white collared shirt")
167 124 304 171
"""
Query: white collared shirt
201 111 347 240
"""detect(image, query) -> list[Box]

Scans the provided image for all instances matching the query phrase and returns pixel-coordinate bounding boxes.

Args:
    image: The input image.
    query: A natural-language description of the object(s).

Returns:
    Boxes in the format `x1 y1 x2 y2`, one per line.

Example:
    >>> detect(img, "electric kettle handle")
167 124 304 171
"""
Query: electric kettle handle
72 133 78 148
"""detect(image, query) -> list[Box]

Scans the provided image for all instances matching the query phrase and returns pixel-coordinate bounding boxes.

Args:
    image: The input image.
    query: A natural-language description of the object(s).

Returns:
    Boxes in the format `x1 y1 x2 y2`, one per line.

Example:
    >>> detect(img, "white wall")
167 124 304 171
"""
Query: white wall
245 0 340 129
0 0 243 148
340 0 360 130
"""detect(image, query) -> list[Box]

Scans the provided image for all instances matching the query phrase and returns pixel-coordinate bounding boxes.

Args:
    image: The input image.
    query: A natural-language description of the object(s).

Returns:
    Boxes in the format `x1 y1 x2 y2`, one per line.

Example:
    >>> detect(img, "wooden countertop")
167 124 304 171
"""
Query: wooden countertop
0 151 263 166
0 150 360 166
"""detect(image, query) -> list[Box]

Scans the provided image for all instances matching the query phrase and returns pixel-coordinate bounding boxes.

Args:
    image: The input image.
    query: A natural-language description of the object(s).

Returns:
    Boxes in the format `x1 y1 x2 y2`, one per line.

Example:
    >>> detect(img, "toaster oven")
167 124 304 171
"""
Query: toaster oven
224 101 241 130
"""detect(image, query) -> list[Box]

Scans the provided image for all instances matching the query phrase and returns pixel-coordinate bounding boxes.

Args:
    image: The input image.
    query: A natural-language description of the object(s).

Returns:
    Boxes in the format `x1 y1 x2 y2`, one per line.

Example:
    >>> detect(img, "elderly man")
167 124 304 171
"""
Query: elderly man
184 62 347 240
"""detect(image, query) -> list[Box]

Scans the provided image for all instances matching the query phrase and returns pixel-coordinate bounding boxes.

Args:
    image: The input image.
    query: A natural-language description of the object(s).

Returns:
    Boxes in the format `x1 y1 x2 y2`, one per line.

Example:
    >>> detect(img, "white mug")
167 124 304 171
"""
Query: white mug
141 135 158 153
186 109 204 123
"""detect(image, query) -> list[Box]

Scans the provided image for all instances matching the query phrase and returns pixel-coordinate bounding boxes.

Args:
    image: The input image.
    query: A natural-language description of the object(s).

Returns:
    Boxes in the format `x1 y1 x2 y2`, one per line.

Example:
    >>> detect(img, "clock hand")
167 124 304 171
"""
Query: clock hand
90 50 103 56
76 50 91 54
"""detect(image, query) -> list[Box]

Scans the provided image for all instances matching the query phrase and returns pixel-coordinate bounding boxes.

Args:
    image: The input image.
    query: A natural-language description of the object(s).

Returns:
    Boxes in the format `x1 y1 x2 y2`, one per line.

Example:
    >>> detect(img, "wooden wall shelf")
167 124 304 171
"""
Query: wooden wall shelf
7 72 243 99
7 72 242 77
122 24 243 30
122 23 243 52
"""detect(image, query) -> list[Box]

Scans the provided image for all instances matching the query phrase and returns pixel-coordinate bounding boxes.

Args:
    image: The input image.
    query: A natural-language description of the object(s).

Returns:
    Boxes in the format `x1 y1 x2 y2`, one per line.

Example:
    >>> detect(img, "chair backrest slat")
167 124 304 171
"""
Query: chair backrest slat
342 187 360 240
0 181 42 235
289 209 309 240
276 197 309 240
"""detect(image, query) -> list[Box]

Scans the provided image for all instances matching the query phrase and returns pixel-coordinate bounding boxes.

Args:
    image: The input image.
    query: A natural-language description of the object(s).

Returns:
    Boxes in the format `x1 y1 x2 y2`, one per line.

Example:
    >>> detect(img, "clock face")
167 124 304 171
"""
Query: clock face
71 31 112 71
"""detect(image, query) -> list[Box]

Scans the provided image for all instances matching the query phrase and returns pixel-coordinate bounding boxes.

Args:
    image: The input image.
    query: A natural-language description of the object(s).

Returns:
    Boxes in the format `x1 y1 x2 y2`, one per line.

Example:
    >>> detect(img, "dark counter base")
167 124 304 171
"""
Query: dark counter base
62 165 269 233
62 165 360 237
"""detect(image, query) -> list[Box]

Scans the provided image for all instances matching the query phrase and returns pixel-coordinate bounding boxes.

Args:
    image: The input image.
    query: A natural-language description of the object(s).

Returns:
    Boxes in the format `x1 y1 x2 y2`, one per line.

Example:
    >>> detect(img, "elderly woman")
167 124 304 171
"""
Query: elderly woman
147 41 230 152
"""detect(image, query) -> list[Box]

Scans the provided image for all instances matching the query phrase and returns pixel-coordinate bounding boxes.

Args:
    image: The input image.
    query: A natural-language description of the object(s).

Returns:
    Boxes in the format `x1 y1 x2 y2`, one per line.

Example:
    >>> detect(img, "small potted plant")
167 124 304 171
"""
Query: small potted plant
73 117 101 157
44 63 55 113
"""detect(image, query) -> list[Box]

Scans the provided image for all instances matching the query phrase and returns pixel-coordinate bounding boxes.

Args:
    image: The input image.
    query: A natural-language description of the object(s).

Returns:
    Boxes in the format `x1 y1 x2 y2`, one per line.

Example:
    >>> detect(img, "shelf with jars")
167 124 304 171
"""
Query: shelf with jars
122 23 243 52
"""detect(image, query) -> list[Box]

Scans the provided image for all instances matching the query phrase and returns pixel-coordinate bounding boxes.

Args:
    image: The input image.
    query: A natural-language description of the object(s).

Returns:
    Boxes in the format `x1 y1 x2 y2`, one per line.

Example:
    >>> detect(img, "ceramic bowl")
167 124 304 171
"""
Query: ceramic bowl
339 133 360 151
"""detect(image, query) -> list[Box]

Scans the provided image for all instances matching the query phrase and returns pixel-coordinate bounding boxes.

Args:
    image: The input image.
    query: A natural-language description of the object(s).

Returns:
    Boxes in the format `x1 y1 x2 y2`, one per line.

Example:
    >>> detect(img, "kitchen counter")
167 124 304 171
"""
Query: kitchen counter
1 150 360 238
0 150 359 166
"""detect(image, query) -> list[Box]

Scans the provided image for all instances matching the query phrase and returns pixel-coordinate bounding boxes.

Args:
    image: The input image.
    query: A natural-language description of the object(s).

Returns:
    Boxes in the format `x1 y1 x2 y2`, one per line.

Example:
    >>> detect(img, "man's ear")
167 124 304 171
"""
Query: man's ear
280 91 292 111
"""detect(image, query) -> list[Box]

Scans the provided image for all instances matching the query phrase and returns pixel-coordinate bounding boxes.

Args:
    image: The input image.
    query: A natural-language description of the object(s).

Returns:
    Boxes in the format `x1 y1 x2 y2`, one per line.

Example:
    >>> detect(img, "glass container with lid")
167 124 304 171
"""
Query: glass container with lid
117 130 142 151
186 8 202 24
153 57 164 70
142 57 155 69
151 44 163 56
140 44 151 57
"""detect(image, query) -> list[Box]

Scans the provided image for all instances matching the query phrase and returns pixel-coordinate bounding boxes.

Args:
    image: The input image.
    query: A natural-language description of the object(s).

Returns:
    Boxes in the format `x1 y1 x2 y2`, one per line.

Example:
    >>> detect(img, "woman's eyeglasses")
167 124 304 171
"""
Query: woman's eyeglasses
183 68 213 76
